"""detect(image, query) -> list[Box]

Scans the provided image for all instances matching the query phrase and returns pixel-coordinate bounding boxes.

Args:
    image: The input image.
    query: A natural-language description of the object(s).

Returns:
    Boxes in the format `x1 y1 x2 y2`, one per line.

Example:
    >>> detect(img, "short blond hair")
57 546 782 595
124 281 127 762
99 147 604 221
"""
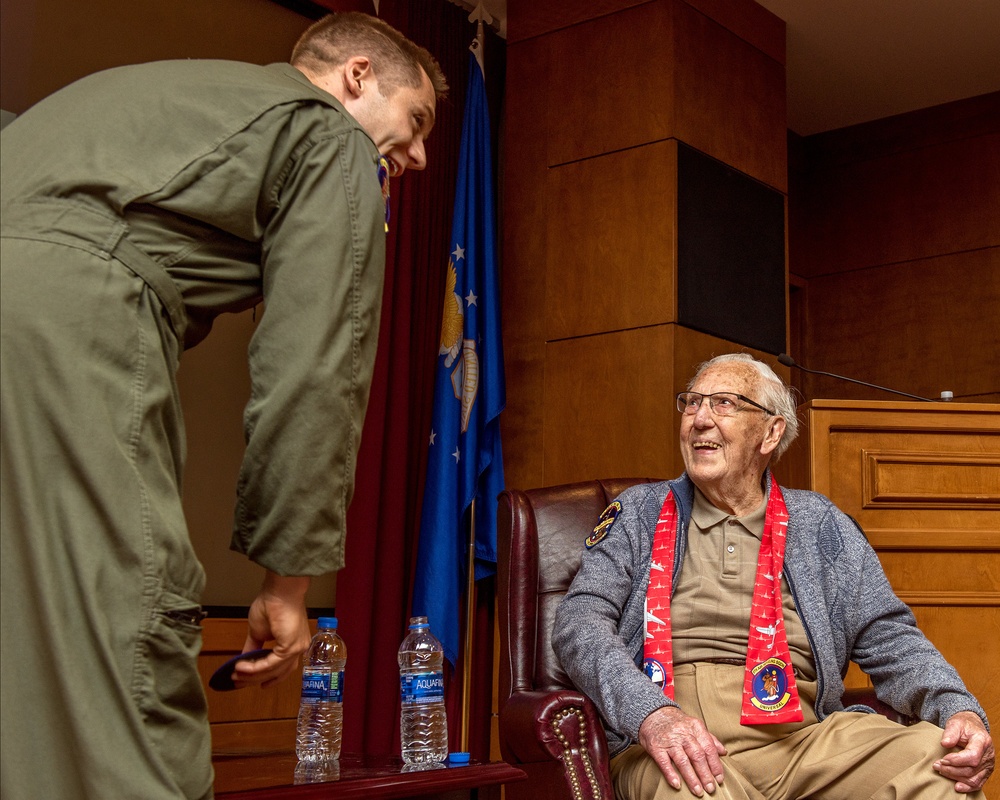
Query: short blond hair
292 12 447 99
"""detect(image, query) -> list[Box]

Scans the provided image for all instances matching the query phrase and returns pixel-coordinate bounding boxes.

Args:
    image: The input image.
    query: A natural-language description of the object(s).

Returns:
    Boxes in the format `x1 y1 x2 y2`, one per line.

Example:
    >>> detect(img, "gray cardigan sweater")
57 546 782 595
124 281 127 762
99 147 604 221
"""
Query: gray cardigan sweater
551 474 988 757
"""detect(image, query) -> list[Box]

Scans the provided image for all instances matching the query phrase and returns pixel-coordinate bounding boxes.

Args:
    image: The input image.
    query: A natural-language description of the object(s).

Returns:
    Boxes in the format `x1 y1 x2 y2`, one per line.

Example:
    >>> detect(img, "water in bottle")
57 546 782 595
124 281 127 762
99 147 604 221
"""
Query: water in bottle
398 616 448 764
296 616 346 762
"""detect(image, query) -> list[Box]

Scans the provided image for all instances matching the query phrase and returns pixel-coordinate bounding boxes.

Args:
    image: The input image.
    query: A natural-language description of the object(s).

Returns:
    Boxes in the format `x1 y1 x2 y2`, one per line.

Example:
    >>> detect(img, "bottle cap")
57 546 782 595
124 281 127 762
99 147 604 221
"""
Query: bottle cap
448 752 470 765
317 616 338 629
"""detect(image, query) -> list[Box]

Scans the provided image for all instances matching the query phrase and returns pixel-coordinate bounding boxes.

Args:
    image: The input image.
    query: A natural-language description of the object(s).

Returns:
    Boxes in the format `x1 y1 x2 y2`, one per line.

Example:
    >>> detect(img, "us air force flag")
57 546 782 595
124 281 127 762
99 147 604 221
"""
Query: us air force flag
413 34 505 666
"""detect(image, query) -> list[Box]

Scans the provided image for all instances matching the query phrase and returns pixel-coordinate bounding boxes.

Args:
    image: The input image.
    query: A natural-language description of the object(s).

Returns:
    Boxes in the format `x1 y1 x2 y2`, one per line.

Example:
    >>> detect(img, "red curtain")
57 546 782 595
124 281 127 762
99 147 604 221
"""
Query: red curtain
329 0 506 761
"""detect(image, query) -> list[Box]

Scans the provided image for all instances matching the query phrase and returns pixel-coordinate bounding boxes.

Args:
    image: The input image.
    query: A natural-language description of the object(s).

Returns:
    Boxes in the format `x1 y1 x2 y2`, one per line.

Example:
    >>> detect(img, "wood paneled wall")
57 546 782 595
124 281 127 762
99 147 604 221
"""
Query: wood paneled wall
502 0 786 490
787 93 1000 405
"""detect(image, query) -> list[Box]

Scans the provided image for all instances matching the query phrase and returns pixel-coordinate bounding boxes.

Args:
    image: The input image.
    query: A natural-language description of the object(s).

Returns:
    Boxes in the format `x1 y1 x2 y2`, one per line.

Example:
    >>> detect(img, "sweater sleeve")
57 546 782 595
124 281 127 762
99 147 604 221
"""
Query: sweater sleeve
822 505 989 730
230 123 385 576
853 543 988 728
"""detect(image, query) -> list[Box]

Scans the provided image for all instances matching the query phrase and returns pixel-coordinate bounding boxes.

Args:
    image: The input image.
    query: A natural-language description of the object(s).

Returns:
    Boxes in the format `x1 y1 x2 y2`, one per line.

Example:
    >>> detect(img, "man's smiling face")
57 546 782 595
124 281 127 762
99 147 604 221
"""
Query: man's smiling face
679 363 777 505
352 68 436 177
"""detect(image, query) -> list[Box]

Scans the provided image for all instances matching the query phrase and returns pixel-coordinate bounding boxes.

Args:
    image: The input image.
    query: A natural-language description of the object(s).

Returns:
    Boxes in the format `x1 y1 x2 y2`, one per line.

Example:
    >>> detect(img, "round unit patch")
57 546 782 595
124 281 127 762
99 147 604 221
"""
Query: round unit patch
586 501 622 548
750 658 793 712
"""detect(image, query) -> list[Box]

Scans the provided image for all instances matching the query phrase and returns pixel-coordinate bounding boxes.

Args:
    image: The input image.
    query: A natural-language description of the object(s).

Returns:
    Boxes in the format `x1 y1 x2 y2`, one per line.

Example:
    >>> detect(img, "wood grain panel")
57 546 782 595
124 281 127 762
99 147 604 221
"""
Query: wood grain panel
544 2 673 165
910 606 1000 736
502 36 550 493
499 340 546 492
545 140 678 340
876 551 1000 596
799 248 1000 405
211 719 297 756
505 0 650 43
866 529 1000 551
829 437 1000 528
798 92 1000 175
671 325 786 395
862 450 1000 508
543 325 679 486
672 0 787 191
200 618 315 753
683 0 785 65
898 591 1000 608
541 325 783 486
503 35 551 346
793 132 1000 277
538 0 786 188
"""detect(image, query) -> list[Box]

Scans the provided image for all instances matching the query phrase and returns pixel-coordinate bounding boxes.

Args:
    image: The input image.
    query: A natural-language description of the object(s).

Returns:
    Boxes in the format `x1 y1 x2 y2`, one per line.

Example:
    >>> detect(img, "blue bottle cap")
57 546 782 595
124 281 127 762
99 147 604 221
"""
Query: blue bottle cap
448 752 470 765
317 616 338 629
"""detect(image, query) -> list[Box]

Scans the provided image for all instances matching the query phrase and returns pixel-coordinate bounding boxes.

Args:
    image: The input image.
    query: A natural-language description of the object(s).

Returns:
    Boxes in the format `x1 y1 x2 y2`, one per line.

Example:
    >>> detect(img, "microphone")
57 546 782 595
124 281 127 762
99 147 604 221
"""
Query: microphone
777 353 932 402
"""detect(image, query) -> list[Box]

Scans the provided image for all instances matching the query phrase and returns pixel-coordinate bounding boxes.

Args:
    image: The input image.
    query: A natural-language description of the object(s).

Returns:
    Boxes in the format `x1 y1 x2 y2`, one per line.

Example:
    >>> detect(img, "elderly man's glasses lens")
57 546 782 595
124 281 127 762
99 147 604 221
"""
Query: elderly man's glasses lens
676 392 776 417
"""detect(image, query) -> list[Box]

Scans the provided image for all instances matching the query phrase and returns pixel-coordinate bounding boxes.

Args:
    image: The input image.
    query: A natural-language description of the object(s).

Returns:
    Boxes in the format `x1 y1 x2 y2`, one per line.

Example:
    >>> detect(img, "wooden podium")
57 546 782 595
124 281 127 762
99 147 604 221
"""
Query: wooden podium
777 400 1000 729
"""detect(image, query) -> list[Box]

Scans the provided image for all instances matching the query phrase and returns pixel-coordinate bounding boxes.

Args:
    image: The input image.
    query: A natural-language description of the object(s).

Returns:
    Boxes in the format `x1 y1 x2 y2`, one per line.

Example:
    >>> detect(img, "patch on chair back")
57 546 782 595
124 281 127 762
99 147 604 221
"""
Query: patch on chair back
586 501 622 548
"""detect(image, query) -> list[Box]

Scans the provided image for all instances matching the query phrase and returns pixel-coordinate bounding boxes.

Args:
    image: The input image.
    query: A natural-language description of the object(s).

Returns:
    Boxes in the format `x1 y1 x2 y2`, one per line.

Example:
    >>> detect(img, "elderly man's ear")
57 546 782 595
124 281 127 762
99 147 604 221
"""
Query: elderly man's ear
761 417 786 456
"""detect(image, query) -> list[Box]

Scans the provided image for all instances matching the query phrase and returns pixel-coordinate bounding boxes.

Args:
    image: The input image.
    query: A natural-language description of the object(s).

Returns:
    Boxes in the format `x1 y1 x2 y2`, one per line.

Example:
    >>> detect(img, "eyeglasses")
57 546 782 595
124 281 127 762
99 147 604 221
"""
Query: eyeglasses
675 391 776 417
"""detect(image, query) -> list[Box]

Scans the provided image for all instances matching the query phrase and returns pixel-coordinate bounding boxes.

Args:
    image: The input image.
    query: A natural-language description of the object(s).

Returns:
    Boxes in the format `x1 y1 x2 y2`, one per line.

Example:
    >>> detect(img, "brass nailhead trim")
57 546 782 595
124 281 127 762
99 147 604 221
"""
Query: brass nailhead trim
551 706 602 800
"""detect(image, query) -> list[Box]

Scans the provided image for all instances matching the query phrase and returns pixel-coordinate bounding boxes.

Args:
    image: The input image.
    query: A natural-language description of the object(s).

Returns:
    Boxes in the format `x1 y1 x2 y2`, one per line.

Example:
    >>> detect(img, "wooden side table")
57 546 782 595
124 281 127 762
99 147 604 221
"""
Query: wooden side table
214 751 526 799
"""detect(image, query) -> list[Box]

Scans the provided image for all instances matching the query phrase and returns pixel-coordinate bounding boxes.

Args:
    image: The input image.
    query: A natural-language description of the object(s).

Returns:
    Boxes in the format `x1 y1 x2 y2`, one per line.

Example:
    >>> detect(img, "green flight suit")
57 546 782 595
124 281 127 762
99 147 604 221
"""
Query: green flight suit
0 60 386 799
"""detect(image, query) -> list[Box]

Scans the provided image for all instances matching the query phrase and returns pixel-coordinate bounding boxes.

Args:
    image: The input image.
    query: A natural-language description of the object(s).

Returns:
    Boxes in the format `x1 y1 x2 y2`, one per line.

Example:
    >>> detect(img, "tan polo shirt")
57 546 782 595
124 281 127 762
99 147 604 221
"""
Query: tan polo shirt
671 488 817 680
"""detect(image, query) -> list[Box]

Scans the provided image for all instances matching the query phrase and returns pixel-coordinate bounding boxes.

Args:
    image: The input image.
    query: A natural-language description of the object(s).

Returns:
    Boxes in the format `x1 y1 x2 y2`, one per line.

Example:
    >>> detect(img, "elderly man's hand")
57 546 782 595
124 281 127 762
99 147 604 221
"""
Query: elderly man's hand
638 705 727 797
934 711 995 793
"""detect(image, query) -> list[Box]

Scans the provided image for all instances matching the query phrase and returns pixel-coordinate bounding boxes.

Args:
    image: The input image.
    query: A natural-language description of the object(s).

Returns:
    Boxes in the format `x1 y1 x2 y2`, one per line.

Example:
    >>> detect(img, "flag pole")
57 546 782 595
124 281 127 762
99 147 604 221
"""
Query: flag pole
460 499 477 751
459 6 491 755
413 4 501 757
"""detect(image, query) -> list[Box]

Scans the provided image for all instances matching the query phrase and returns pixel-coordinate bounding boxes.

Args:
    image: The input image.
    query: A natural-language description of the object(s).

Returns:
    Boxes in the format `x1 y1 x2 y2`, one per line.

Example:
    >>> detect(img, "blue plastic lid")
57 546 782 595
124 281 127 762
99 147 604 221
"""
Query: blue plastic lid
448 752 470 765
317 616 338 629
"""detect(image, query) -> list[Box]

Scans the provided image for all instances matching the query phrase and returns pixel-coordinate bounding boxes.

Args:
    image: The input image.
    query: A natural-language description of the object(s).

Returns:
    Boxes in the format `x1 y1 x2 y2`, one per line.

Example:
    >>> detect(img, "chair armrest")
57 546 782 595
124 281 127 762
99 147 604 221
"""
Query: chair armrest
842 687 914 725
500 689 614 798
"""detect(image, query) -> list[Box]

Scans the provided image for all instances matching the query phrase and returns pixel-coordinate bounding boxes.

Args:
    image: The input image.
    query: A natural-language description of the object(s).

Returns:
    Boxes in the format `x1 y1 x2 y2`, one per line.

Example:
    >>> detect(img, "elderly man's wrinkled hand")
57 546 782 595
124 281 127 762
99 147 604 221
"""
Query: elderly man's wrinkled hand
638 705 727 797
934 711 995 793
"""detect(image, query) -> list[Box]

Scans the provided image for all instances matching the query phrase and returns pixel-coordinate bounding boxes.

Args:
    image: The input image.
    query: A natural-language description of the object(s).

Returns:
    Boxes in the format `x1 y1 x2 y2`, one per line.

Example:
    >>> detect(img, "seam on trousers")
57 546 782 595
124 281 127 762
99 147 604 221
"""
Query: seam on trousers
126 287 158 712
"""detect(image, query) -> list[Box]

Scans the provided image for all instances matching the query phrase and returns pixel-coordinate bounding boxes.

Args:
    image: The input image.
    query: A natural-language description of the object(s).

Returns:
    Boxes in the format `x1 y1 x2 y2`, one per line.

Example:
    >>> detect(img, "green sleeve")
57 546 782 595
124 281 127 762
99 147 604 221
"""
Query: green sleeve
231 125 386 575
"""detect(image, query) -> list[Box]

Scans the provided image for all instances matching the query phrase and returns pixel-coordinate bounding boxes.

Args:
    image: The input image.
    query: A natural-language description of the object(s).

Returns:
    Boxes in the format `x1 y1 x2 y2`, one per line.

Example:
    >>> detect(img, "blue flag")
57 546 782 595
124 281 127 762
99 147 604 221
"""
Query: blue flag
412 39 505 666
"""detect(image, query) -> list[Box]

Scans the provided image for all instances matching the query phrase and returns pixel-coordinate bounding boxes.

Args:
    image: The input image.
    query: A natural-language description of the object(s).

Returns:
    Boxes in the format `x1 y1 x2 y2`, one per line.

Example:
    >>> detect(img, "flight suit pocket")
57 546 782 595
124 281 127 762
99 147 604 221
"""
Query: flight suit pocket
136 589 213 799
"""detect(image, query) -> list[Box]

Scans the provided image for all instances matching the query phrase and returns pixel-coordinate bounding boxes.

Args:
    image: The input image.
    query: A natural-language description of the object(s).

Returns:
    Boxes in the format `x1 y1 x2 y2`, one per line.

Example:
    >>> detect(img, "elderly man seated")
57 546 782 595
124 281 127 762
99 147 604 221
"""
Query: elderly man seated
553 353 993 799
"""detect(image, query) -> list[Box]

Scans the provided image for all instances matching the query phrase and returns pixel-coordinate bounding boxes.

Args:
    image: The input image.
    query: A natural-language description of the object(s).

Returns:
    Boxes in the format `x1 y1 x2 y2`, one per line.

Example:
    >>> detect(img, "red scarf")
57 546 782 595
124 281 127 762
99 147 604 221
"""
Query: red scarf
643 483 803 725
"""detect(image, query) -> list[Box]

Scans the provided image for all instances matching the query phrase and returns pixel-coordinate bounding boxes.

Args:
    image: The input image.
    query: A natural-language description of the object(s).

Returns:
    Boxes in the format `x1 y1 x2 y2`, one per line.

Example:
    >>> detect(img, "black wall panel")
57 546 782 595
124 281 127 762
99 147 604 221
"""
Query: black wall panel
677 143 785 354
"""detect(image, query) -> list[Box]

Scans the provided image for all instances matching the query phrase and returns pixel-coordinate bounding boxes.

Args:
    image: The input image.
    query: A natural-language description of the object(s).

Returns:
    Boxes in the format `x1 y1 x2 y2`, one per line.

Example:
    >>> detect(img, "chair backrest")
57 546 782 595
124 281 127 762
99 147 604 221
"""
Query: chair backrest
497 478 659 703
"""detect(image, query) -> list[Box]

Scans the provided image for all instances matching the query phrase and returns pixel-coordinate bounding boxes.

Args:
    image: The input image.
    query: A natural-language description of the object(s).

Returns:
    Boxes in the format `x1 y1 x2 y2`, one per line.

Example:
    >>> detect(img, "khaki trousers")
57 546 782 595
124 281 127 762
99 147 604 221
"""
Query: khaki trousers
611 663 987 800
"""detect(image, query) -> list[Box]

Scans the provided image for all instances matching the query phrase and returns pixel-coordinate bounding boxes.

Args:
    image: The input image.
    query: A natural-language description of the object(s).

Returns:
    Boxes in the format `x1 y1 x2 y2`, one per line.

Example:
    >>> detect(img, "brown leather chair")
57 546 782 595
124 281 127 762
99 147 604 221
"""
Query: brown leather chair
496 478 652 800
496 477 910 800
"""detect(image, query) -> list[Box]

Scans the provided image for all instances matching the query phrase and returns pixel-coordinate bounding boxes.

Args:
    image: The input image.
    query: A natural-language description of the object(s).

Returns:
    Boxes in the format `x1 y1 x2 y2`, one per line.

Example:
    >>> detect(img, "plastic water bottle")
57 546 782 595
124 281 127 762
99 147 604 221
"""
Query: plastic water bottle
398 616 448 764
293 758 341 784
296 617 346 762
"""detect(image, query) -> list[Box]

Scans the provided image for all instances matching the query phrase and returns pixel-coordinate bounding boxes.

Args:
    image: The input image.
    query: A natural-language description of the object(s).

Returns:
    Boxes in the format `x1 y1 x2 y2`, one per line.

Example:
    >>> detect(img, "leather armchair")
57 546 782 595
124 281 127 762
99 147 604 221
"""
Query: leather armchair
497 478 654 800
496 478 911 800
